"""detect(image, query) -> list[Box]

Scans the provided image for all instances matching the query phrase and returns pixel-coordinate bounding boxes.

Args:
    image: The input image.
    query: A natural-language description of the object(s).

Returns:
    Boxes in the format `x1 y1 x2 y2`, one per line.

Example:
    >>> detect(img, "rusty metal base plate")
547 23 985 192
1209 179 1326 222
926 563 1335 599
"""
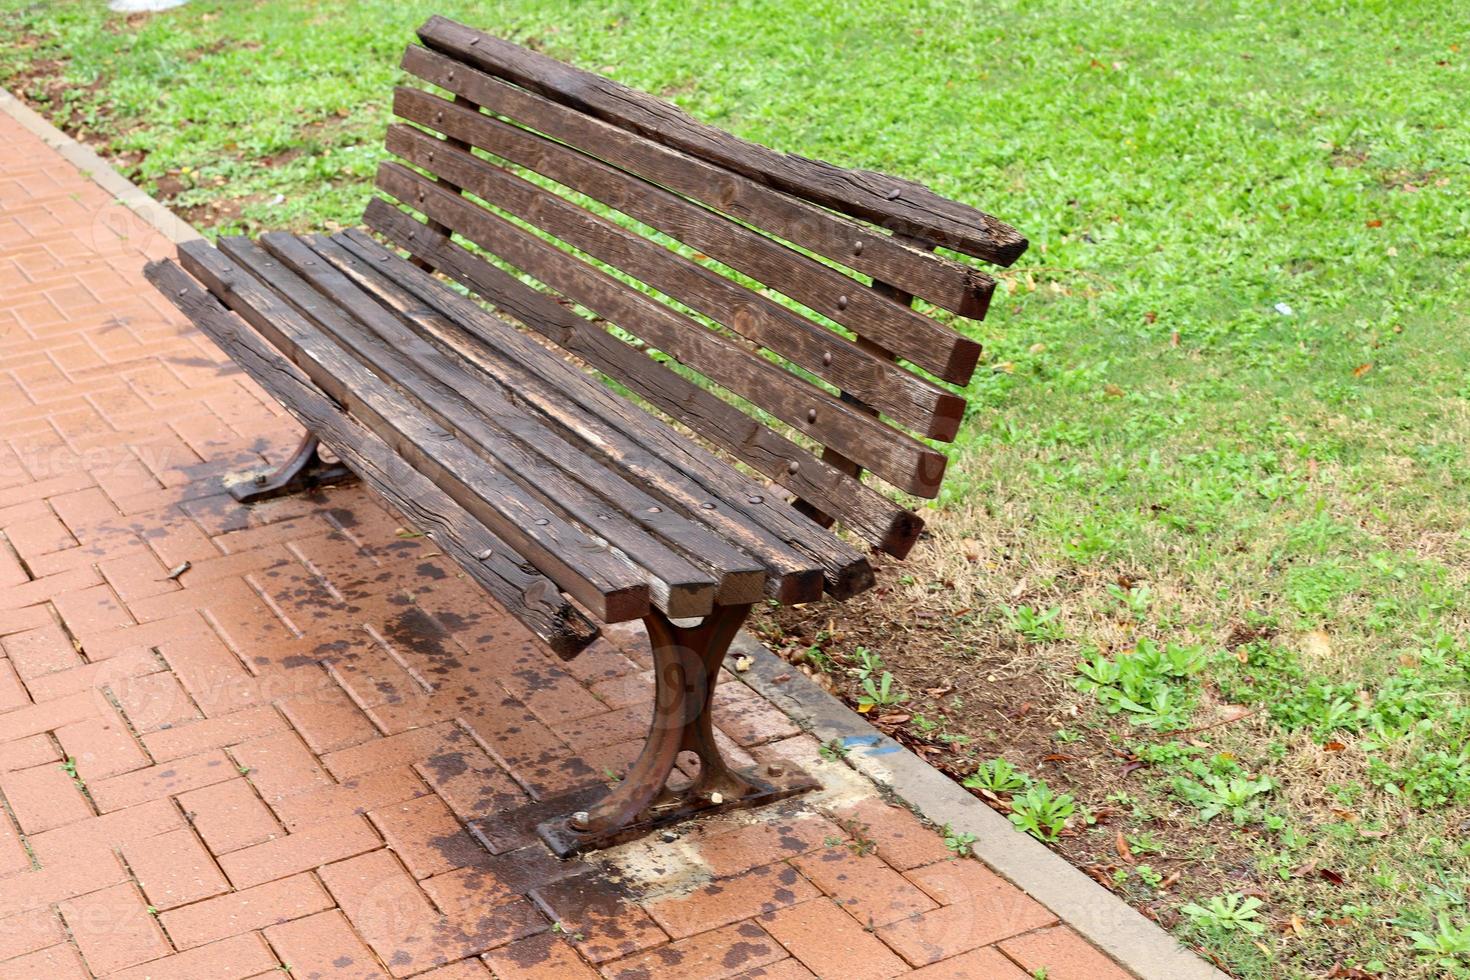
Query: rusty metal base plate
228 460 355 503
536 763 821 858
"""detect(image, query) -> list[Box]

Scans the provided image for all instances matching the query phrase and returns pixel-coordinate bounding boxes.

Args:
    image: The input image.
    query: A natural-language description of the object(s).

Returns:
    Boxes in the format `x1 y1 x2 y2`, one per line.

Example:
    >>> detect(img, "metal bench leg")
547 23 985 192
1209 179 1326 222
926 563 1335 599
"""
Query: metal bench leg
538 603 818 856
229 434 356 503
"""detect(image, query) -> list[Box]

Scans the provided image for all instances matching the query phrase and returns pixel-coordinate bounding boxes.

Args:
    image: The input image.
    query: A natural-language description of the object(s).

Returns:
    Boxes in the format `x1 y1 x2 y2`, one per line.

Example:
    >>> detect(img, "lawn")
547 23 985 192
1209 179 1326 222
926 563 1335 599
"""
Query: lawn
5 0 1470 976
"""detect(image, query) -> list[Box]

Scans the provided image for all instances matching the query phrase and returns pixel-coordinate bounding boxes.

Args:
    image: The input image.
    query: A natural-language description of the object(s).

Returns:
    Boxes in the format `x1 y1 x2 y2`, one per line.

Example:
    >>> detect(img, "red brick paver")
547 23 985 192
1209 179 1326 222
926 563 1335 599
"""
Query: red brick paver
0 107 1137 979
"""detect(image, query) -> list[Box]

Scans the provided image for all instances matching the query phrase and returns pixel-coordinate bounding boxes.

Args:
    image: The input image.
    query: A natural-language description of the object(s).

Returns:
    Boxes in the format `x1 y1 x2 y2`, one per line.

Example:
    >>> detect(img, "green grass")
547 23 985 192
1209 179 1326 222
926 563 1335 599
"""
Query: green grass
5 1 1470 976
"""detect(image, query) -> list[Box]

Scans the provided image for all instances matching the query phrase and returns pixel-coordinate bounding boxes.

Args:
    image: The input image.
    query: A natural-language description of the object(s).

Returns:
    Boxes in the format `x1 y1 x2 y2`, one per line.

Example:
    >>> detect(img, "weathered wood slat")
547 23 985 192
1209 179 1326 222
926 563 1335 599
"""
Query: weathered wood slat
142 258 600 658
308 233 831 603
399 43 995 324
174 238 652 624
336 221 885 588
253 231 768 609
375 163 948 498
392 87 979 395
415 16 1027 266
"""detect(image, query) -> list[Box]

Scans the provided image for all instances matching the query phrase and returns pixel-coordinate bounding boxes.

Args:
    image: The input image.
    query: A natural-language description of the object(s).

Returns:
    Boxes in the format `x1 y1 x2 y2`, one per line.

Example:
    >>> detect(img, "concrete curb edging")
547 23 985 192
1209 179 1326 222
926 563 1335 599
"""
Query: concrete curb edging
3 82 1226 980
731 631 1230 980
2 87 202 246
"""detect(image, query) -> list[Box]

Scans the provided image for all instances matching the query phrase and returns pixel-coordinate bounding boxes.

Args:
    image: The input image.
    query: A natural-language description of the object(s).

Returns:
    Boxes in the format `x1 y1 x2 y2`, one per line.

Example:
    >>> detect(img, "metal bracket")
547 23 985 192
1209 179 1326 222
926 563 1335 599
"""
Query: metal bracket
229 434 356 503
538 603 818 856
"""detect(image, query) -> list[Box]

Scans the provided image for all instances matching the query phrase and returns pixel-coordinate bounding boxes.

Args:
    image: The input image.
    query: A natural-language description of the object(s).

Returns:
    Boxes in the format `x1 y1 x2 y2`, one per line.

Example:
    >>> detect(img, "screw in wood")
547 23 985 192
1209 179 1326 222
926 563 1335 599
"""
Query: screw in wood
787 461 800 474
806 409 817 423
836 295 849 310
747 495 764 505
821 352 832 366
534 517 549 526
700 502 716 510
852 240 864 255
476 548 493 560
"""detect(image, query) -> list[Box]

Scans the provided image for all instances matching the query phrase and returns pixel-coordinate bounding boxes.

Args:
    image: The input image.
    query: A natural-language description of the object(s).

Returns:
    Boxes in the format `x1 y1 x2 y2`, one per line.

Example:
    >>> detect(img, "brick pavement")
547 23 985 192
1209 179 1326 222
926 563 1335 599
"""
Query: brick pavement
0 108 1135 979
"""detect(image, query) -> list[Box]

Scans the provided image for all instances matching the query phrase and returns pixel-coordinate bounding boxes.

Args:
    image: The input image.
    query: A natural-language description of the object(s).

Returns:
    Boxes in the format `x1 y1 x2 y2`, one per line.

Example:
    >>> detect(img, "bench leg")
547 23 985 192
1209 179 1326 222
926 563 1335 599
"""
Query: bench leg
538 603 818 856
228 434 356 503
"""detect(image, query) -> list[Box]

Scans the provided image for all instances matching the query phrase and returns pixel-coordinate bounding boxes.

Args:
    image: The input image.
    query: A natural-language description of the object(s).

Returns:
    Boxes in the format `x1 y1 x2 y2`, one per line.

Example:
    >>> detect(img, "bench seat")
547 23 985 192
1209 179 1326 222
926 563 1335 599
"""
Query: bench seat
151 229 874 642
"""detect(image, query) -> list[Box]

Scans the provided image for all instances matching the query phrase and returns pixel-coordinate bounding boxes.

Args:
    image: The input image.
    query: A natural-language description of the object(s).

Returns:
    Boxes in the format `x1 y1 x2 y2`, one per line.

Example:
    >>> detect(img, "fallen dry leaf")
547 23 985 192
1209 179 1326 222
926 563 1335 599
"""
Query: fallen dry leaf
1115 829 1134 864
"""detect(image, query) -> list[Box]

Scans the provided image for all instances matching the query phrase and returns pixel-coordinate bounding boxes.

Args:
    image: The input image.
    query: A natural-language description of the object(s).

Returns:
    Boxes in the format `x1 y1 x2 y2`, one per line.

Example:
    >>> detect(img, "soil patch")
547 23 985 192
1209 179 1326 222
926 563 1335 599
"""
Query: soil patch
751 555 1268 939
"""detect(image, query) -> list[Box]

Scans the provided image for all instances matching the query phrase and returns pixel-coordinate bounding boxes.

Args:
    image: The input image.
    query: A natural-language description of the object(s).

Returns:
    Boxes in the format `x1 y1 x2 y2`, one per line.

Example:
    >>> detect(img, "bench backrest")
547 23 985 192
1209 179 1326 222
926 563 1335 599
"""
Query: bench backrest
367 16 1025 559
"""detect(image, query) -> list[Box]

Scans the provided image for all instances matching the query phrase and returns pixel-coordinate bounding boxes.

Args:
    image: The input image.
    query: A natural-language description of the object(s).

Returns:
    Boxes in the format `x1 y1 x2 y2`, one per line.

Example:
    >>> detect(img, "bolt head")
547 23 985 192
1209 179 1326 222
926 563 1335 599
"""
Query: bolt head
570 810 590 830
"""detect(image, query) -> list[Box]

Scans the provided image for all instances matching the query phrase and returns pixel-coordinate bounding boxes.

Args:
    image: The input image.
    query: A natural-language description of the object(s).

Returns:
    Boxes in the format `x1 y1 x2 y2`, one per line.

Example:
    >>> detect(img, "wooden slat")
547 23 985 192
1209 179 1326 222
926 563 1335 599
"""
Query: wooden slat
254 231 769 609
142 259 600 658
393 86 979 394
400 42 995 324
173 238 652 624
416 17 1028 266
307 233 830 603
375 162 949 499
336 222 884 590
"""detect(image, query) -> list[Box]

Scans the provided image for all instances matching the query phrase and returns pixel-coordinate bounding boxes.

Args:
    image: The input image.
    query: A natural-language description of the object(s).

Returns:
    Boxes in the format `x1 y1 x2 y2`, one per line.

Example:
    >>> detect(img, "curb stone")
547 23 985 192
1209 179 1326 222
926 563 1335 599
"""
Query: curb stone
3 82 1227 980
730 630 1231 980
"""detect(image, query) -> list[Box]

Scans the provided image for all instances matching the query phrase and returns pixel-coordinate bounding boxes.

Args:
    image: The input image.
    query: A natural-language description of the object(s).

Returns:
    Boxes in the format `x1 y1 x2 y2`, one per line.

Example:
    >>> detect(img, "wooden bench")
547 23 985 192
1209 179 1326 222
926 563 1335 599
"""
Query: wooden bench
145 15 1025 855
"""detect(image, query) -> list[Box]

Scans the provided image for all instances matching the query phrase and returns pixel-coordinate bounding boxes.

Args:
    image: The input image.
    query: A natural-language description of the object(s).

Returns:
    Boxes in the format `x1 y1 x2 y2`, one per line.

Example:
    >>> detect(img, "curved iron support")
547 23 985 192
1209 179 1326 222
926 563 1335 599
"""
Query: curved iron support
539 603 817 856
229 434 356 503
